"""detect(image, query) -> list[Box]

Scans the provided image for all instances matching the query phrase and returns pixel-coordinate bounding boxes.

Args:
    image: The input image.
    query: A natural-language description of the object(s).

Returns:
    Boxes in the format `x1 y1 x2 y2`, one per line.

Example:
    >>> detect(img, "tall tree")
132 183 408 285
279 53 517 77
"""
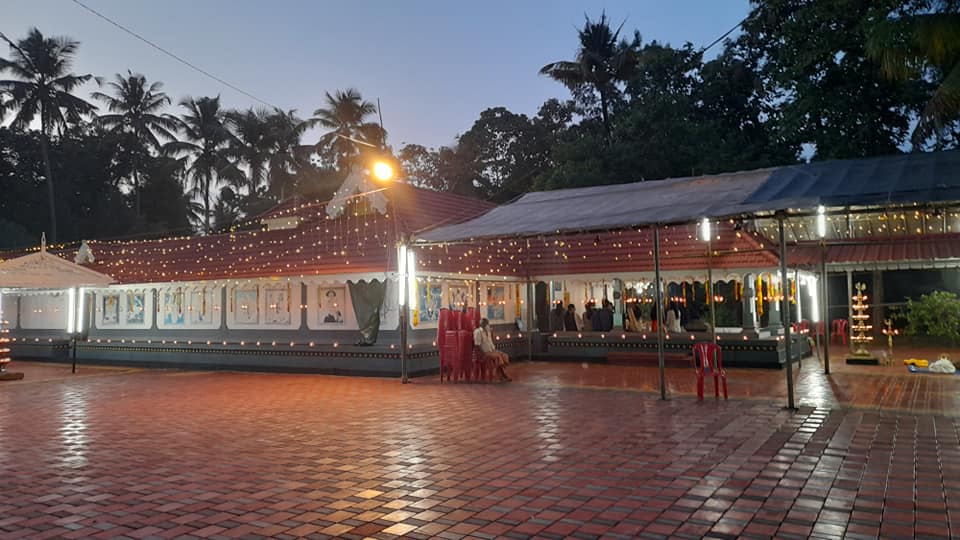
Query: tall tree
310 88 386 168
0 28 96 242
227 107 274 195
540 13 638 134
866 1 960 146
264 109 310 200
91 71 179 216
165 95 241 234
734 0 928 159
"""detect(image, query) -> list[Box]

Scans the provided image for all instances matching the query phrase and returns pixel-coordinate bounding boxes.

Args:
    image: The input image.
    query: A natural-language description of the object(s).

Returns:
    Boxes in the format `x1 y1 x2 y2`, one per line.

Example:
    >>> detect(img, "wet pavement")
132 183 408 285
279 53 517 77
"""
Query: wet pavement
1 357 960 539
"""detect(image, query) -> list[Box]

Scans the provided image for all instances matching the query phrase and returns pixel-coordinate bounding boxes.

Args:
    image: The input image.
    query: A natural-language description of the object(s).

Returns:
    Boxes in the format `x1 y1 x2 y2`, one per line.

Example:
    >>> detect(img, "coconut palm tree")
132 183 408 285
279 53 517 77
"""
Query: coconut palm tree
866 5 960 145
539 13 639 135
91 71 179 216
0 28 97 242
227 107 274 194
265 109 310 200
164 95 242 234
310 88 385 168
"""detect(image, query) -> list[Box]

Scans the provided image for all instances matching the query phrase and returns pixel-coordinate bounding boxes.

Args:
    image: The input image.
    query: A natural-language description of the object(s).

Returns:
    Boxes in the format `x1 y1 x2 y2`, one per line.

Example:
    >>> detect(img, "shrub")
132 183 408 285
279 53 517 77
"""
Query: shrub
900 291 960 345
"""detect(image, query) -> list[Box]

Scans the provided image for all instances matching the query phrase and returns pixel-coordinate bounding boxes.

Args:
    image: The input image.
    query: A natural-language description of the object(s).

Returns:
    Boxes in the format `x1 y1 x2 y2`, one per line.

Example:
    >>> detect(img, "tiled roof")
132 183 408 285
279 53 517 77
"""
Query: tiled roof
0 185 495 284
788 234 960 269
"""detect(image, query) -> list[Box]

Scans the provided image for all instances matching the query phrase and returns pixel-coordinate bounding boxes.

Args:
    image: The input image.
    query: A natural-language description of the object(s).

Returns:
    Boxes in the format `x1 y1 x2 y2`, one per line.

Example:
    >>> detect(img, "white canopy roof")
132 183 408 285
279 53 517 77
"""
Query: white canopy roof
0 238 114 291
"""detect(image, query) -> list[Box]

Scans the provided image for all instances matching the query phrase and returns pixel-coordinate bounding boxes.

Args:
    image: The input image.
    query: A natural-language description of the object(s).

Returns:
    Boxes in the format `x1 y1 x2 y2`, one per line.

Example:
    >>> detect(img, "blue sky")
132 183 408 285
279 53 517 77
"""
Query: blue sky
4 0 752 149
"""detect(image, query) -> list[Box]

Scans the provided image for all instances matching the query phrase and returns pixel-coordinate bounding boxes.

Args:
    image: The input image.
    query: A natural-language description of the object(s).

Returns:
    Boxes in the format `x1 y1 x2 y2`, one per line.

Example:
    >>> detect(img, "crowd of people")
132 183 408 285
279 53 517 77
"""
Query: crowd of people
548 299 708 334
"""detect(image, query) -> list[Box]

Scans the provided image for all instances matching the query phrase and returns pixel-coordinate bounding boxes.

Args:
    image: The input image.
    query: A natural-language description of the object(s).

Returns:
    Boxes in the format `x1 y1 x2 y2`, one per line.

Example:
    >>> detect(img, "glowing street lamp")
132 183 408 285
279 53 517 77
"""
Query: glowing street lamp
372 160 395 182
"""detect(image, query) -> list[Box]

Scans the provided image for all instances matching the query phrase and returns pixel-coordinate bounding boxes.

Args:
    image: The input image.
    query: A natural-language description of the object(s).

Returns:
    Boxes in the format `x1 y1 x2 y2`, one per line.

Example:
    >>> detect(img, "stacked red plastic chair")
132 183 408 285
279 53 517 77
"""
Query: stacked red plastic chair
693 342 727 400
438 308 452 382
454 311 472 381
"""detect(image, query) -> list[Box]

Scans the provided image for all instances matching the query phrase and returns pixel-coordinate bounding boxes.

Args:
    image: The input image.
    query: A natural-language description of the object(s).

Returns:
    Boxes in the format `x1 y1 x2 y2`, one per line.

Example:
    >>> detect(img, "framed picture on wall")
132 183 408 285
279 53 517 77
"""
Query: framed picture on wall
163 289 185 326
102 294 120 326
234 287 259 324
264 286 291 325
418 282 442 324
125 291 145 324
189 289 212 325
448 285 470 310
319 286 346 324
486 286 506 321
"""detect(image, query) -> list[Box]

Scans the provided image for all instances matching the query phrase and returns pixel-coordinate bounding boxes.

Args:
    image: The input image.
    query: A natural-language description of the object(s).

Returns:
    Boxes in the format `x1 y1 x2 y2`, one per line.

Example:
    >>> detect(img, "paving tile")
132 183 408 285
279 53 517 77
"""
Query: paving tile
3 359 960 539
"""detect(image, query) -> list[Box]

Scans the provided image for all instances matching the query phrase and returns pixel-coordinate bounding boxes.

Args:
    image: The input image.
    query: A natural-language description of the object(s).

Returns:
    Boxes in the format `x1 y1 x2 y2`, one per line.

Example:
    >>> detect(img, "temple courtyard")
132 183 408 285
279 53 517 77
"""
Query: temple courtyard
2 358 960 539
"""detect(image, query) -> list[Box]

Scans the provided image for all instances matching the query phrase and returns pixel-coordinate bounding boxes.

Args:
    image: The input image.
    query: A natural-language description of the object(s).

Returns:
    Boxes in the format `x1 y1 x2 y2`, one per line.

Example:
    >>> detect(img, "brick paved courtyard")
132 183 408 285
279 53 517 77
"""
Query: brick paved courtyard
2 360 960 539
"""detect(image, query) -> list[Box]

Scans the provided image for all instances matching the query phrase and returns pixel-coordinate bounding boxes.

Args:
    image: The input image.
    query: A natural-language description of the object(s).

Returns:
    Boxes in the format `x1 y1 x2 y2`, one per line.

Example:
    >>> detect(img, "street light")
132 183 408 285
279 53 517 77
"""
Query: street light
817 205 830 374
372 156 410 383
372 161 395 182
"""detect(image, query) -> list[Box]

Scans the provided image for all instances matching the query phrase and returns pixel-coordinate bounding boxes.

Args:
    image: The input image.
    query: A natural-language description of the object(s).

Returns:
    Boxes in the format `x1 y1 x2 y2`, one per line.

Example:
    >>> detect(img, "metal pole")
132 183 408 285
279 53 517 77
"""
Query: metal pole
525 240 534 362
654 225 666 400
71 335 77 374
821 239 830 374
526 280 533 362
778 215 795 409
707 235 716 343
400 304 408 383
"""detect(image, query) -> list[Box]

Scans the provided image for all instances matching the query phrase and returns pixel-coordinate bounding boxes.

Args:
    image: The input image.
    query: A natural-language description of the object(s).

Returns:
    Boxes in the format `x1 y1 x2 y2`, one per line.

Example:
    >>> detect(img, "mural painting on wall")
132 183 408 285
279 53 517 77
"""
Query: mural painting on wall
319 287 345 324
125 291 145 324
448 285 470 310
417 282 442 324
189 289 211 325
486 286 506 321
234 287 259 324
102 294 120 326
264 285 291 325
163 288 185 325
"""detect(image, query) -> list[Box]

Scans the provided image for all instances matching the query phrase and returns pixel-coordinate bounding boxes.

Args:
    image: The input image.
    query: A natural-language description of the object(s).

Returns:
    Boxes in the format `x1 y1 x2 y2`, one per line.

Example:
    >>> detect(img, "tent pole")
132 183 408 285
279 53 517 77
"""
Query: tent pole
821 239 830 374
779 215 795 409
707 235 716 343
654 225 666 400
526 240 533 362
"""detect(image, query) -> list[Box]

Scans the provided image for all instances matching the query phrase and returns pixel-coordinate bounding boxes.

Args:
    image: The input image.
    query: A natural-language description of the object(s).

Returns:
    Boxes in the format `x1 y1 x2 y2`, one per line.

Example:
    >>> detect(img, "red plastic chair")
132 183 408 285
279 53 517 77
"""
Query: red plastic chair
438 309 452 382
693 342 727 400
441 330 459 383
456 330 473 381
472 346 494 382
831 319 848 345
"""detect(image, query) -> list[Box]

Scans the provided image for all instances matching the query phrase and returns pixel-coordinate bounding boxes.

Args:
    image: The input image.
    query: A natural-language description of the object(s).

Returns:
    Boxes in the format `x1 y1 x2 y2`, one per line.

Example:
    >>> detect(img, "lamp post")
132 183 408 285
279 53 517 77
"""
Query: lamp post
371 158 413 383
817 205 830 374
701 218 717 343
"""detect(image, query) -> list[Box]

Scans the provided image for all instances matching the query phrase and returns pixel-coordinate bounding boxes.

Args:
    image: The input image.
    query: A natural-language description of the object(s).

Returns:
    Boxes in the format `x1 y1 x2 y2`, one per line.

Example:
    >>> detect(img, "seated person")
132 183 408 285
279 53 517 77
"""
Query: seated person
684 304 712 333
473 318 511 382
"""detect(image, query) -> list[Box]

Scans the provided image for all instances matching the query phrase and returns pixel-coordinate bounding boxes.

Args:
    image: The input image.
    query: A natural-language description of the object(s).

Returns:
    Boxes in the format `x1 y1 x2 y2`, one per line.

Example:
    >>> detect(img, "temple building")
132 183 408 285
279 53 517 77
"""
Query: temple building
1 150 959 373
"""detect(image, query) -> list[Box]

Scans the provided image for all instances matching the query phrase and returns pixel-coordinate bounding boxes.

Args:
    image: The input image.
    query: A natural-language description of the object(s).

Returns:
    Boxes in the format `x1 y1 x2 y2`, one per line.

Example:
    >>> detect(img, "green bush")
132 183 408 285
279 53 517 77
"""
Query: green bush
900 291 960 345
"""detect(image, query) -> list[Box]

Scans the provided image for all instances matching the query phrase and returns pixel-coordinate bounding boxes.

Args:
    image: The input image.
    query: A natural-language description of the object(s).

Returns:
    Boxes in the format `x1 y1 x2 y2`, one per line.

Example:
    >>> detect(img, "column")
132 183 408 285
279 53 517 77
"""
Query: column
741 274 757 331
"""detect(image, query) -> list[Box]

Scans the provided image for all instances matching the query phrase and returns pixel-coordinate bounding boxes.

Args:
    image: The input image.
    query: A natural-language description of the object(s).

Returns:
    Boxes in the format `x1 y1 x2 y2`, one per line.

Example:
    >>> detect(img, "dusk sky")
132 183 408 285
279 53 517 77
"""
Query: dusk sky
5 0 752 149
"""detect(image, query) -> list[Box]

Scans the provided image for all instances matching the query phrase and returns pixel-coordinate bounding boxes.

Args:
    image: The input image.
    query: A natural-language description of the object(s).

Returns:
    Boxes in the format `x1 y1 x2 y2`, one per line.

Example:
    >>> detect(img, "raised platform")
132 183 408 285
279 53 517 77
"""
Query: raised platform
541 330 810 369
10 337 529 377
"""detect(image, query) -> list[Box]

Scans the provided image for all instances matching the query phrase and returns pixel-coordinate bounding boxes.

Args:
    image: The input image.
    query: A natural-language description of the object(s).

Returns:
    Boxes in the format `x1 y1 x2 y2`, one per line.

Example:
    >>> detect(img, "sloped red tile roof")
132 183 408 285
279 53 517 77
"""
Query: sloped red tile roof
0 185 496 284
415 222 781 277
788 234 960 268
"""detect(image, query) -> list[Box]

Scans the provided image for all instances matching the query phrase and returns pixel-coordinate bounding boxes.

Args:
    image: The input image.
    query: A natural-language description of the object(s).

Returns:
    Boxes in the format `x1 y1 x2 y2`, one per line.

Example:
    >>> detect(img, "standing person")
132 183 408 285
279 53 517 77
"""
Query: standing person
474 318 511 382
593 299 614 331
549 301 566 331
582 302 595 331
564 304 582 331
650 301 659 333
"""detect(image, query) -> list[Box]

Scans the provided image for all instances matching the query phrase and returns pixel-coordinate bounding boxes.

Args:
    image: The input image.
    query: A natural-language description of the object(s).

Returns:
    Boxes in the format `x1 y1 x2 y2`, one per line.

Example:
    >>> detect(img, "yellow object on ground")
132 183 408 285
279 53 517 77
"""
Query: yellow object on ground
903 358 929 367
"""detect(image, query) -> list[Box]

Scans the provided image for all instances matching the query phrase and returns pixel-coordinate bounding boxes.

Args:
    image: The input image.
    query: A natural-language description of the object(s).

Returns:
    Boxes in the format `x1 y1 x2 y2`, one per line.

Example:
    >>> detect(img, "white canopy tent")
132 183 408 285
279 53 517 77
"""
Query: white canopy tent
0 238 115 337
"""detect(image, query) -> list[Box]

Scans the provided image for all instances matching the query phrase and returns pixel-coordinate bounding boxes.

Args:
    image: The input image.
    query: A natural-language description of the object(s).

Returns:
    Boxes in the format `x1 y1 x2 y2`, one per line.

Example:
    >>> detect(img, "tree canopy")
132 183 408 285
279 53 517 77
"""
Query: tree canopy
1 1 958 249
